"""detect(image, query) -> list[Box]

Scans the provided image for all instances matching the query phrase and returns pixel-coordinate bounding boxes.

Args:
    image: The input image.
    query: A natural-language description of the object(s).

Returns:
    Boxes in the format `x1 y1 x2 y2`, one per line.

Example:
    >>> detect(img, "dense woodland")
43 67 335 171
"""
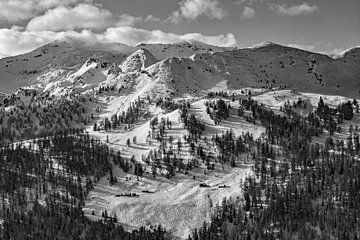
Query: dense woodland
0 90 93 143
189 97 360 240
0 130 167 240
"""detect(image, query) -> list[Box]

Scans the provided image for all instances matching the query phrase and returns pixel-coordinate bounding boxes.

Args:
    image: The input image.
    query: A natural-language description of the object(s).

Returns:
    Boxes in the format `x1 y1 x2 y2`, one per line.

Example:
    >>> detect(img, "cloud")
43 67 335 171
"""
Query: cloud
242 6 256 19
0 28 98 57
169 0 227 23
144 15 162 22
235 0 266 5
0 0 88 23
0 27 237 58
270 2 318 16
26 4 139 32
104 27 237 47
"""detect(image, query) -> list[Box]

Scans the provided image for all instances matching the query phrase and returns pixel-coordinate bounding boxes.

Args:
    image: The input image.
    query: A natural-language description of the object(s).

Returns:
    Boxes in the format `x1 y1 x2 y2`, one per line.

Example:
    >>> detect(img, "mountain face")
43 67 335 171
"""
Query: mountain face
120 49 158 72
0 40 129 94
0 39 359 98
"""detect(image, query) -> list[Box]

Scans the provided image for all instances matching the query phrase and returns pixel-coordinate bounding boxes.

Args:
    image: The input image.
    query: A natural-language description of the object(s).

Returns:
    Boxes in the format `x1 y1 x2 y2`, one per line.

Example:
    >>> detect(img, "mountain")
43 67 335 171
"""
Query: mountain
0 39 227 94
120 48 158 72
0 40 129 94
136 40 230 60
0 39 359 98
2 39 360 240
143 43 360 98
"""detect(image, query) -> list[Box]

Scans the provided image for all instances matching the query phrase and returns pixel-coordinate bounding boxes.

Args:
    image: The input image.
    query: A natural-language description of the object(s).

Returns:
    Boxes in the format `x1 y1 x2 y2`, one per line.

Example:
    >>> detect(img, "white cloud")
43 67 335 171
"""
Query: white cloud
0 1 37 22
270 2 318 16
235 0 266 5
37 0 88 9
242 6 256 19
26 4 138 32
104 27 236 47
115 14 142 27
144 15 162 22
169 0 227 23
0 27 237 58
0 0 88 23
0 28 99 57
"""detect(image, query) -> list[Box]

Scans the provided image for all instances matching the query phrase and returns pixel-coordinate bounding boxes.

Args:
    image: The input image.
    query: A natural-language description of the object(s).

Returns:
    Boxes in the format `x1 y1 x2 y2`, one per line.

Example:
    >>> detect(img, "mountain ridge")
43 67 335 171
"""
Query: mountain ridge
0 39 359 98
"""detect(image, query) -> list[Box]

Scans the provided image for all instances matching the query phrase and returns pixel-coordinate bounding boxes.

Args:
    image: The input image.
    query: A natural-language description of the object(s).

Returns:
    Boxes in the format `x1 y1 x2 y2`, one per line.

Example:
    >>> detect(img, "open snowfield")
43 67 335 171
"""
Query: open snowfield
253 89 352 110
84 163 251 238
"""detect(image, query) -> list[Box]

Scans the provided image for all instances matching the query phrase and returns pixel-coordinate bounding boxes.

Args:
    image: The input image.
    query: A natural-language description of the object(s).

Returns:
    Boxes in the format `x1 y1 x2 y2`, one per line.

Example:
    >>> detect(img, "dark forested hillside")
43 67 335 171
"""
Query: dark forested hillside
0 131 167 240
189 98 360 239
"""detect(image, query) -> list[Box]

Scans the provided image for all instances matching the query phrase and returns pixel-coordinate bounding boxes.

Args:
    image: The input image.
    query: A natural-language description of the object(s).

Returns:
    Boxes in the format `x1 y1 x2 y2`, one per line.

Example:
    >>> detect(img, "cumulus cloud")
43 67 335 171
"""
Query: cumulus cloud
0 1 36 22
0 27 237 58
242 6 256 19
26 4 140 32
0 28 99 57
270 2 318 16
104 27 236 47
169 0 228 23
0 0 237 58
0 0 88 23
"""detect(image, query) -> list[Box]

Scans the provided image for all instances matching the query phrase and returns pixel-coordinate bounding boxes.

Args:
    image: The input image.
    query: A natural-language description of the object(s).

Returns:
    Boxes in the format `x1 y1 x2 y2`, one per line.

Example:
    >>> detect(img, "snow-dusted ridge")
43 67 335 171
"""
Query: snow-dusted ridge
250 41 280 49
0 38 359 98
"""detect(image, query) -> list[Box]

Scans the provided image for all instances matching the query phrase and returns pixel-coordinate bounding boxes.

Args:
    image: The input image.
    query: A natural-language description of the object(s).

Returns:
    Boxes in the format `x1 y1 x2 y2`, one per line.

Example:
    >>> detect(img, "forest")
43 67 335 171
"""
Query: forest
0 130 167 240
0 89 359 239
189 97 360 239
0 89 93 144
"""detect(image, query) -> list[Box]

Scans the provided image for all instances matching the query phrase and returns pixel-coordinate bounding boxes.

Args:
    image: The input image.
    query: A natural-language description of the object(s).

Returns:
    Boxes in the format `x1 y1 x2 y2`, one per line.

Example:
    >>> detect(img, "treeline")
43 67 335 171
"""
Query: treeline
205 99 230 124
144 114 202 178
155 97 180 112
0 93 92 143
213 130 254 166
94 97 143 131
179 103 205 141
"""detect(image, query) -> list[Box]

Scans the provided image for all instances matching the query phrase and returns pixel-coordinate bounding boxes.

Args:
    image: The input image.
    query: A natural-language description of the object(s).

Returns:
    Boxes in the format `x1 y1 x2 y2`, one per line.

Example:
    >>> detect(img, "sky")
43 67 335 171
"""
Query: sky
0 0 359 58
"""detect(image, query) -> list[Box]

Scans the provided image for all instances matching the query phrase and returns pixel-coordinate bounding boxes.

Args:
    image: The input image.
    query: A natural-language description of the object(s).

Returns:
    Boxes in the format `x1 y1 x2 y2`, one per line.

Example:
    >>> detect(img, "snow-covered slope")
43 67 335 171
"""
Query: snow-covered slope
136 40 229 60
120 49 158 72
145 43 360 98
0 39 359 98
0 40 128 93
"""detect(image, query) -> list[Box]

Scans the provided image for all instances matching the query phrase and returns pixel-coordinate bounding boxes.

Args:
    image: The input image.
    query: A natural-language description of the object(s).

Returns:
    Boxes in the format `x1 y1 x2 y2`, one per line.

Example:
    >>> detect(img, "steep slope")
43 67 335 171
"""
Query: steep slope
43 57 125 95
1 40 359 98
0 40 128 93
120 49 158 72
145 43 360 98
136 40 229 60
0 40 228 94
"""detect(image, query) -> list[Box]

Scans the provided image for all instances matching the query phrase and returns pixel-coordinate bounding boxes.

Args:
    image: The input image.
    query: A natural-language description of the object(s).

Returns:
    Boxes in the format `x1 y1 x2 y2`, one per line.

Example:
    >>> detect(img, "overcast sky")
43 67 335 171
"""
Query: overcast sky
0 0 359 58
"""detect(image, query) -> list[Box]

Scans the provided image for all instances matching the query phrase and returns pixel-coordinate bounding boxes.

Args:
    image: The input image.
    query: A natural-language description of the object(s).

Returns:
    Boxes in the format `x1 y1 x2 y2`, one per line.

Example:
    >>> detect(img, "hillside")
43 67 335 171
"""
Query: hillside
145 43 360 98
1 39 359 238
0 40 359 98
